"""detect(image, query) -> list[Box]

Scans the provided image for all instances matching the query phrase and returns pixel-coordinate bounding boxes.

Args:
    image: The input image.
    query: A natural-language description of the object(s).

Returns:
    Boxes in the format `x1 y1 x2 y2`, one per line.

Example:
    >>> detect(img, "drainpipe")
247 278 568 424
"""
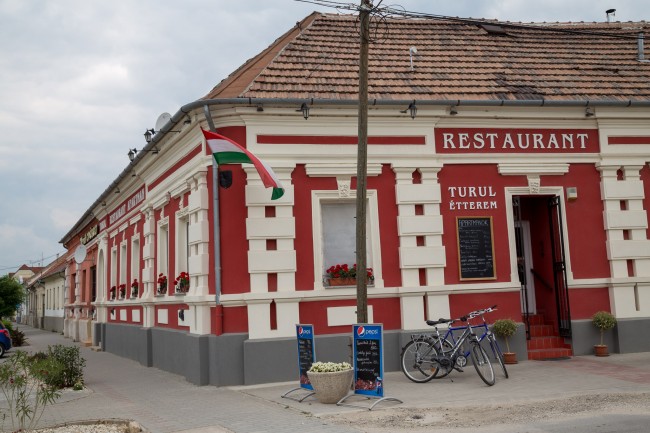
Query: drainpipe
204 104 223 335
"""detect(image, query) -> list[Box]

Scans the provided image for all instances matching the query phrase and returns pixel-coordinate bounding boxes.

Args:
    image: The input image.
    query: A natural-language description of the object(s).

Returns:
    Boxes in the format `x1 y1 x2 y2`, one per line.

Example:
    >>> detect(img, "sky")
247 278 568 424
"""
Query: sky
0 0 646 274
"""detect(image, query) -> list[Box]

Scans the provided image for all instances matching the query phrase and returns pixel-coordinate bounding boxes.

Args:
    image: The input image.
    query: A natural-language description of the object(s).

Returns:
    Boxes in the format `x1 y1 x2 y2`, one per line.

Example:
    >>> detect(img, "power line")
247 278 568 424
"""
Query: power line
0 250 67 273
295 0 645 41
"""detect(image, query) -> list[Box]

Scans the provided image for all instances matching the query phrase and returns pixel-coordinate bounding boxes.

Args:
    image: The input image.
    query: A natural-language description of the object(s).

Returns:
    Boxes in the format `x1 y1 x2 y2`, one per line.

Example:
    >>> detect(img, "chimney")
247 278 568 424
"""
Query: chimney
639 33 646 62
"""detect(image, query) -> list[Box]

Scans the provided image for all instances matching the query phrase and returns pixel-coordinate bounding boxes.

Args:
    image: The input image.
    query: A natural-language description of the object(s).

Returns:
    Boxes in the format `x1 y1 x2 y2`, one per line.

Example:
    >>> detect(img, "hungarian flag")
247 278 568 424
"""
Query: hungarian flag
202 129 284 200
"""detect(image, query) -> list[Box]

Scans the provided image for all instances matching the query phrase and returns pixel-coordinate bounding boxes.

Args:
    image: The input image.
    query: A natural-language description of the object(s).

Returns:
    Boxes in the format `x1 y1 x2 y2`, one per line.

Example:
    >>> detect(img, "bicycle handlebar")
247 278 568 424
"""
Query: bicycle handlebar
425 305 498 327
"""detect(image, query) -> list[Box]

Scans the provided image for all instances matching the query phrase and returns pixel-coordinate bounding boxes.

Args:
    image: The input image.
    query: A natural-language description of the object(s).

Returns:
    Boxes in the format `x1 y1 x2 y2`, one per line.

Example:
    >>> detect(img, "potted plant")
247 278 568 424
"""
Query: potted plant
592 311 616 357
119 284 126 299
492 318 518 364
157 274 167 295
307 361 353 404
109 286 116 300
174 272 189 293
325 263 374 287
131 279 139 297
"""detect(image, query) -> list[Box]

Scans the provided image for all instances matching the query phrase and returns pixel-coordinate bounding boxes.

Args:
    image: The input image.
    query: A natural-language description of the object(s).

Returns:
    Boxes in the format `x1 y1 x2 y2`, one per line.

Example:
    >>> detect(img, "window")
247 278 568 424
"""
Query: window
176 214 189 277
157 221 169 280
321 202 360 271
120 242 127 286
131 237 140 283
312 190 382 288
111 247 117 293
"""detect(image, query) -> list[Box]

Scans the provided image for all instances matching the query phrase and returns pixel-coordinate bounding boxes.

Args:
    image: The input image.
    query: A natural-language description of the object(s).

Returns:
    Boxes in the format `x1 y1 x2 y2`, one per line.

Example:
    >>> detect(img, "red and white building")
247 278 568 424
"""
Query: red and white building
60 13 650 385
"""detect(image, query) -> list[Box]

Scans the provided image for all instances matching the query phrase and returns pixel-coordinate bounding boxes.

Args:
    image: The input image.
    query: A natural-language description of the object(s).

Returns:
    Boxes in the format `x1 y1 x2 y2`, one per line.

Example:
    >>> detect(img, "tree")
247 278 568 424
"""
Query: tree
0 275 25 319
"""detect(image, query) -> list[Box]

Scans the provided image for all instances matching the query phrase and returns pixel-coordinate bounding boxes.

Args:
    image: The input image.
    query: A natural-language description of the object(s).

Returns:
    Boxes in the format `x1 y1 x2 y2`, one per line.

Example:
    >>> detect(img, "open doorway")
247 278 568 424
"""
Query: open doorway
513 195 572 338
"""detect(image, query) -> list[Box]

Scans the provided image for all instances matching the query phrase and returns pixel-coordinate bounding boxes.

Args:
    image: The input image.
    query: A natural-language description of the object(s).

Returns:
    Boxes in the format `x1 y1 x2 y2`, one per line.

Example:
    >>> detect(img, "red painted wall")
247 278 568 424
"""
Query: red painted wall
154 304 189 329
299 297 401 334
449 292 521 323
543 164 609 279
357 164 401 288
569 288 611 319
439 164 527 284
221 306 248 333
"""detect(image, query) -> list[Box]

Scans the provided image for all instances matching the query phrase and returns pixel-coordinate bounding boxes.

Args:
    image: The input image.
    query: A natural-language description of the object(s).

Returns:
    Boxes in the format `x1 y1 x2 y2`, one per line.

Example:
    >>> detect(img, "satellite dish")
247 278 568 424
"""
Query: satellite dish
155 112 172 131
74 244 87 265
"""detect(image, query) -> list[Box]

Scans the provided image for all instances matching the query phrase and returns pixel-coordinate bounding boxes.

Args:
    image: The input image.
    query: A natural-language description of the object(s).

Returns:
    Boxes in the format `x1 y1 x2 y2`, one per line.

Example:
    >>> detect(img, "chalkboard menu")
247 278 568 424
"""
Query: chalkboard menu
295 325 315 390
352 324 384 397
456 217 496 281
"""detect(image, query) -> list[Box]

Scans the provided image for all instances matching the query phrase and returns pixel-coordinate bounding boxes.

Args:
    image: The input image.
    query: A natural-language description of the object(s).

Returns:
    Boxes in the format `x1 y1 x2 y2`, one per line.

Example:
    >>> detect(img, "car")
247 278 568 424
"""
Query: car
0 322 12 357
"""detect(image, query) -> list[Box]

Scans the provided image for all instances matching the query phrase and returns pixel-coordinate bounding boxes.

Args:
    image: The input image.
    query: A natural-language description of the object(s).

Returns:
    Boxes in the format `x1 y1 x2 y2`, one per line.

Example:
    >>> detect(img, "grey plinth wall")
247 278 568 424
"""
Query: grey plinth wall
94 319 646 387
96 323 412 386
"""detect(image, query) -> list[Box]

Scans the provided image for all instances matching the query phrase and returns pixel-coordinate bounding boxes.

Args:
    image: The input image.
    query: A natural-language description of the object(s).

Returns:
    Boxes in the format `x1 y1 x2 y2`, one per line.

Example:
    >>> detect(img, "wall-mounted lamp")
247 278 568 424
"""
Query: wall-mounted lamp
585 107 595 117
101 201 106 206
115 187 121 194
110 308 115 315
256 104 264 112
219 170 233 188
128 147 159 161
144 129 156 143
178 309 185 321
144 128 182 144
401 101 417 119
297 103 310 119
450 106 458 116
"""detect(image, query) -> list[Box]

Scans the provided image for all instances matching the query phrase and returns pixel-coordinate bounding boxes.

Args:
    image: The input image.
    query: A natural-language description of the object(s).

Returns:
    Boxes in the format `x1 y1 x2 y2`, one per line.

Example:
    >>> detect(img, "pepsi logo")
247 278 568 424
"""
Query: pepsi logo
357 326 379 337
298 326 312 337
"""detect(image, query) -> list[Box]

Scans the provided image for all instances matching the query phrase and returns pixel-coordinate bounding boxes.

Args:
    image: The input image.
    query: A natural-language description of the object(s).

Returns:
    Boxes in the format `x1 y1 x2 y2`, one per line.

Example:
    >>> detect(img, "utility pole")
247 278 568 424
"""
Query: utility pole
356 0 371 323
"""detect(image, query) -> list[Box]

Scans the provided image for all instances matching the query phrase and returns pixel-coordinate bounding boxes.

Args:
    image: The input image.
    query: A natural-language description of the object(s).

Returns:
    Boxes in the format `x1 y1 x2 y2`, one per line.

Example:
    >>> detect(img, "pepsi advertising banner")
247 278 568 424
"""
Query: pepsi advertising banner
296 324 315 390
353 324 384 397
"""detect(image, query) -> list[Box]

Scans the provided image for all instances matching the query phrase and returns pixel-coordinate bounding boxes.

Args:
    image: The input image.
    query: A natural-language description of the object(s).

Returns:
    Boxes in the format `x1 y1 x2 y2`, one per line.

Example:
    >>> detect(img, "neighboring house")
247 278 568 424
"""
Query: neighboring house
24 254 69 332
11 264 43 324
59 13 650 386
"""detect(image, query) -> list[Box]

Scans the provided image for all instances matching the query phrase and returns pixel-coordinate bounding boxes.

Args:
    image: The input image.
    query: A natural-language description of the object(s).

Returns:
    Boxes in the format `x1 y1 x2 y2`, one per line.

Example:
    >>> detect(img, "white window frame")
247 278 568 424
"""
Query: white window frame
311 189 383 289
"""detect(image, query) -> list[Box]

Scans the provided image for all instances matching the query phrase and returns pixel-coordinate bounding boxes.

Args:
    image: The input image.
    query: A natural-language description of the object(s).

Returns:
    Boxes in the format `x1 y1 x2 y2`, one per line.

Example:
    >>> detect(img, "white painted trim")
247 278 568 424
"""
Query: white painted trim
327 305 374 326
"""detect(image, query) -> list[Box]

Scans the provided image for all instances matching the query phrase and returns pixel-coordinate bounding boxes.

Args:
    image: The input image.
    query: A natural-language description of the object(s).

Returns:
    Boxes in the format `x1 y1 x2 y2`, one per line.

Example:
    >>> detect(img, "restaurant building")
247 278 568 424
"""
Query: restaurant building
59 12 650 385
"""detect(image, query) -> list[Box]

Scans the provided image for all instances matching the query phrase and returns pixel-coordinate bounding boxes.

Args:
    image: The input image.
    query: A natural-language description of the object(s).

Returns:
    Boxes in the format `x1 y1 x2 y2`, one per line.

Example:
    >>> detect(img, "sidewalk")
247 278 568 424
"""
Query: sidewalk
5 325 650 432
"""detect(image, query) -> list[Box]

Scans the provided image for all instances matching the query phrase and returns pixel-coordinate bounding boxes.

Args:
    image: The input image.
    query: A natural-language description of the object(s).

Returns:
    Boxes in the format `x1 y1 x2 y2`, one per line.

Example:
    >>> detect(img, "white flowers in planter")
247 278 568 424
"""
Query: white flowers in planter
308 361 352 373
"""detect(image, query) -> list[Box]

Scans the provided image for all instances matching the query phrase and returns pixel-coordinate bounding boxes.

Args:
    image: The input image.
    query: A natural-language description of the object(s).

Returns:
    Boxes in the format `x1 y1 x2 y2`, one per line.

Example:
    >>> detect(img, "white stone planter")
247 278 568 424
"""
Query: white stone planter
307 369 353 404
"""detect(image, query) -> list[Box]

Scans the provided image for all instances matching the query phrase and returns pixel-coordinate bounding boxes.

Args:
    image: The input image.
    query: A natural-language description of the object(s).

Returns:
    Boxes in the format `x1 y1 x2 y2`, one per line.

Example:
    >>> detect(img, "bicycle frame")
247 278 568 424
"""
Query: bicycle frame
442 320 492 358
431 319 480 361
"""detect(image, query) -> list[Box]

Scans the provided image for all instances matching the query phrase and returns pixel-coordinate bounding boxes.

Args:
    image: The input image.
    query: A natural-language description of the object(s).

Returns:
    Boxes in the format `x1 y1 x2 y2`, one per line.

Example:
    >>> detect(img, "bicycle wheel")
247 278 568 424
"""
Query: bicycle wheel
432 338 455 379
400 339 439 383
470 341 495 386
487 335 509 378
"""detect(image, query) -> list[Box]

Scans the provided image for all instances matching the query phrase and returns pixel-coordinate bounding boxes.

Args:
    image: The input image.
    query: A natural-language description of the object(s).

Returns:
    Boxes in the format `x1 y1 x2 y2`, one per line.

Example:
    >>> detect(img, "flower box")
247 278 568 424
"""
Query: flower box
328 277 356 286
325 263 373 287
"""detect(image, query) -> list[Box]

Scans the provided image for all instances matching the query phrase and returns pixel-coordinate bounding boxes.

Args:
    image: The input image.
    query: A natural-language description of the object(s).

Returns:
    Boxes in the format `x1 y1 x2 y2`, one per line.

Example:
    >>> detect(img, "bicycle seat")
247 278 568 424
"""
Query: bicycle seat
426 318 451 326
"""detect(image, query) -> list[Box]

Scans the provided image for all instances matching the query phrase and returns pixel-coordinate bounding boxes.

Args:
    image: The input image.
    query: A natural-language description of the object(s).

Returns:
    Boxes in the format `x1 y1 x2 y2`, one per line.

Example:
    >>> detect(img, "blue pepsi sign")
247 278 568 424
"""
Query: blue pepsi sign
295 324 315 390
352 324 384 397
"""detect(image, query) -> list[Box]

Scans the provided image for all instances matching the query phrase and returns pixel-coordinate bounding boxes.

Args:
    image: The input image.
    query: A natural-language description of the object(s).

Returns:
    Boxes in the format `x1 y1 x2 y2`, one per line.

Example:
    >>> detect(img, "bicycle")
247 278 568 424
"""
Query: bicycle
435 306 508 379
400 307 497 386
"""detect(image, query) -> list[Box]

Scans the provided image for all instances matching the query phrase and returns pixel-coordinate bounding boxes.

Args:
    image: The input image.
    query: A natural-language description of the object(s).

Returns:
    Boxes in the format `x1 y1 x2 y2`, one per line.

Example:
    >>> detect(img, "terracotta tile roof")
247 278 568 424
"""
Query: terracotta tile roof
204 13 650 102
